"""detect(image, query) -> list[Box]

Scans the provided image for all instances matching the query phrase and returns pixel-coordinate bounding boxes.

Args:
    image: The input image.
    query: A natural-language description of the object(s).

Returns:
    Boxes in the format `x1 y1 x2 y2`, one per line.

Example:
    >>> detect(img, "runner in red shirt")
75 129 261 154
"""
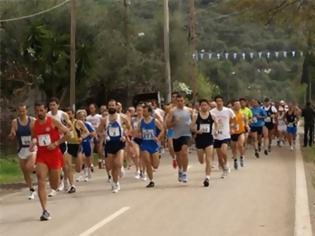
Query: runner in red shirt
30 102 70 221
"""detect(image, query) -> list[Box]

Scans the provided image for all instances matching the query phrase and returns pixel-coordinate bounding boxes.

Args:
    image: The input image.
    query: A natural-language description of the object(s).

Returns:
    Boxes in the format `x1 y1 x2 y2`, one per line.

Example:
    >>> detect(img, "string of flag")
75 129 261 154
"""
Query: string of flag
193 50 304 61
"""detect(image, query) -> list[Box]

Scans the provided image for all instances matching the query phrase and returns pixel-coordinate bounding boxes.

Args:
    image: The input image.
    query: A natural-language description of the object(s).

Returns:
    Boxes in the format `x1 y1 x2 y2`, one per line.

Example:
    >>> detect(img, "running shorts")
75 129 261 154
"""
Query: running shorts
36 149 64 169
67 144 80 157
167 129 175 139
140 142 160 155
250 126 263 135
287 126 297 135
173 136 191 152
195 136 213 150
265 122 274 130
231 133 243 142
213 139 230 149
133 138 142 146
59 143 67 154
105 140 125 155
81 141 92 157
278 125 287 132
18 147 36 160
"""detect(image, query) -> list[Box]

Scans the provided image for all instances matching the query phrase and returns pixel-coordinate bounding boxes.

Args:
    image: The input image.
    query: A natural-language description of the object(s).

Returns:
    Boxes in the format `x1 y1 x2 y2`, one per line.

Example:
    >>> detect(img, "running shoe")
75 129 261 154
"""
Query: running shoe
140 172 147 181
240 157 244 167
48 189 57 197
255 151 259 158
76 174 84 182
57 181 64 192
178 171 183 182
203 178 209 187
182 173 188 183
91 164 94 172
268 146 271 152
234 159 238 170
40 210 51 221
221 171 225 179
112 182 120 193
290 146 294 151
134 171 141 179
264 150 268 156
146 181 155 188
67 186 76 194
28 190 36 200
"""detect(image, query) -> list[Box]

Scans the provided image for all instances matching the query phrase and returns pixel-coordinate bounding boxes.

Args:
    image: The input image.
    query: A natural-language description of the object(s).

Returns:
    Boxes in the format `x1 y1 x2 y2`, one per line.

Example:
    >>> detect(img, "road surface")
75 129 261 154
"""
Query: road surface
0 146 299 236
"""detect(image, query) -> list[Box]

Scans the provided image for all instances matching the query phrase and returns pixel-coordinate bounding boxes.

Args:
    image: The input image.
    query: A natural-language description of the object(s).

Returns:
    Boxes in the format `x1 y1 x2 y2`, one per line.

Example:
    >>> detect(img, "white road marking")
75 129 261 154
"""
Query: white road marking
79 206 130 236
294 133 313 236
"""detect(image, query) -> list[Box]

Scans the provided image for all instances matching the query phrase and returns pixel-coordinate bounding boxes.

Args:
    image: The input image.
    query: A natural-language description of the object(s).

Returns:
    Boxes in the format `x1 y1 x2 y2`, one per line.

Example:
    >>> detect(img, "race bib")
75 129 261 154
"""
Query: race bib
108 127 120 137
199 124 210 133
264 117 271 122
252 117 258 123
21 136 31 146
38 134 52 146
142 129 155 140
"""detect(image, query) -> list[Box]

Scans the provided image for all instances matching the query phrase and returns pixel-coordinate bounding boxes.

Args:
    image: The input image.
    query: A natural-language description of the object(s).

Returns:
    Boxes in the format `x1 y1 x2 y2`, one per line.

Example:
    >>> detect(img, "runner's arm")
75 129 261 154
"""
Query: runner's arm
52 119 70 145
77 120 90 140
166 109 174 128
155 119 165 142
9 119 17 139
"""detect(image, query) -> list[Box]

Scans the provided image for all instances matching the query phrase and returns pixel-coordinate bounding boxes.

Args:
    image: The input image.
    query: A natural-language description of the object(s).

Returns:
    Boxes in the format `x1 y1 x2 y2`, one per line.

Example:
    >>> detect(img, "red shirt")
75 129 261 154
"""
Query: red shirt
33 116 60 153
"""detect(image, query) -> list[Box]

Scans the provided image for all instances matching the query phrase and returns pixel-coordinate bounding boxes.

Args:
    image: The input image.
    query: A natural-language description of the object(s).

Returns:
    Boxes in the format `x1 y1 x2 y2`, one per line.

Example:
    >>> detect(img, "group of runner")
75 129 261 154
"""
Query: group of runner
9 94 302 221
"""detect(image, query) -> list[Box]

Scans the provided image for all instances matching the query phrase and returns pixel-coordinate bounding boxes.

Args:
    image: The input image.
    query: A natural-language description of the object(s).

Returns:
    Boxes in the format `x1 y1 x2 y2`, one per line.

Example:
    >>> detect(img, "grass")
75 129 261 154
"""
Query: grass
0 154 23 184
0 152 101 185
301 146 315 189
302 146 315 164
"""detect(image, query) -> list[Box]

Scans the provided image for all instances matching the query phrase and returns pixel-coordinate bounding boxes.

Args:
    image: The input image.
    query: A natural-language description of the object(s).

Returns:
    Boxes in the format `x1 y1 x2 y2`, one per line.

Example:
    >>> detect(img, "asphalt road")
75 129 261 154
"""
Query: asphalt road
0 146 297 236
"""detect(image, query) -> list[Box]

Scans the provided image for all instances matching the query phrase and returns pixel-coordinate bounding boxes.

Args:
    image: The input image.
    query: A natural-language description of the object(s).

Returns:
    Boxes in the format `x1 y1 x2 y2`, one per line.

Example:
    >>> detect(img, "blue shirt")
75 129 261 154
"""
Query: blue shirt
250 106 267 127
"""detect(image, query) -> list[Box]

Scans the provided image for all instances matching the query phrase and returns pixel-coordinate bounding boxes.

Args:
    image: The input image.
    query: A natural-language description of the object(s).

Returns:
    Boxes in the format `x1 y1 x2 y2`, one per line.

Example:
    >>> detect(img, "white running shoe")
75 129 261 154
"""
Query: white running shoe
290 146 294 151
76 174 84 182
28 191 36 200
112 182 120 193
48 189 57 197
57 181 64 192
134 171 141 179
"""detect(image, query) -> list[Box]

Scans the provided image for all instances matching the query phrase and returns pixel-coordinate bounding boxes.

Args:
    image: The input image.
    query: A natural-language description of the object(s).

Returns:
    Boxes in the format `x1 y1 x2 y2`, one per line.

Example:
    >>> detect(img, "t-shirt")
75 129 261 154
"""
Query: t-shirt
211 107 235 140
250 107 266 127
86 114 102 129
240 107 252 121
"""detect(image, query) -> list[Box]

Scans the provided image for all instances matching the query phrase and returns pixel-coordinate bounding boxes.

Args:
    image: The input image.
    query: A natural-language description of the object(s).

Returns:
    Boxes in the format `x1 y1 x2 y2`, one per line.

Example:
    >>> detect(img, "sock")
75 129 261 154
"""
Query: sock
206 175 210 180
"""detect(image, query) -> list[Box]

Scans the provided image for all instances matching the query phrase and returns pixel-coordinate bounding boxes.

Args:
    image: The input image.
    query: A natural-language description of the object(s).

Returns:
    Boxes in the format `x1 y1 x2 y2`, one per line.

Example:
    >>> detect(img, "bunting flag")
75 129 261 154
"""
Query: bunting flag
193 50 305 61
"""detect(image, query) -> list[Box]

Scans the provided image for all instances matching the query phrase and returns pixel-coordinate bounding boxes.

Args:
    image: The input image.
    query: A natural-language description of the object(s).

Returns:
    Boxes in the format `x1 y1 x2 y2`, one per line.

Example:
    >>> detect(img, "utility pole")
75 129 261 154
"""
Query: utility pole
188 0 197 103
124 0 130 105
70 0 76 111
164 0 172 103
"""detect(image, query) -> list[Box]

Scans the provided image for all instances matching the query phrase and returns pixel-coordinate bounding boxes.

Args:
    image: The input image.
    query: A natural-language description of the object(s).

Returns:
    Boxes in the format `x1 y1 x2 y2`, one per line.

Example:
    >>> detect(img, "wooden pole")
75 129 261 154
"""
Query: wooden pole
164 0 172 103
189 0 197 103
70 0 76 111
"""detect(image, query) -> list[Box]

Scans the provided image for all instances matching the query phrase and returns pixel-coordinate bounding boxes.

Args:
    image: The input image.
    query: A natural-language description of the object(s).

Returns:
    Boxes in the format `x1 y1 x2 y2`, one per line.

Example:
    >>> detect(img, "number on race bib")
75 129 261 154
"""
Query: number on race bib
38 134 52 146
108 127 120 137
21 136 31 146
199 124 210 133
142 129 155 140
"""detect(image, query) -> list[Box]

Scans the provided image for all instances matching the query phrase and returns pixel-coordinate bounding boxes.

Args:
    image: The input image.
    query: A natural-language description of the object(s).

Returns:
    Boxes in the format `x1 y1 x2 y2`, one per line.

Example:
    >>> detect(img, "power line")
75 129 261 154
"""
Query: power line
0 0 70 23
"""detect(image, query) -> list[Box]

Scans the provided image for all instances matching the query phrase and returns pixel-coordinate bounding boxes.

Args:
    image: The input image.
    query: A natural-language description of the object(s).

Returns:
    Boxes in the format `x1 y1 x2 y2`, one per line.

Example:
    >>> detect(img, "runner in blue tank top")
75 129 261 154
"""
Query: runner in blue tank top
97 99 130 193
139 104 165 188
9 104 36 200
